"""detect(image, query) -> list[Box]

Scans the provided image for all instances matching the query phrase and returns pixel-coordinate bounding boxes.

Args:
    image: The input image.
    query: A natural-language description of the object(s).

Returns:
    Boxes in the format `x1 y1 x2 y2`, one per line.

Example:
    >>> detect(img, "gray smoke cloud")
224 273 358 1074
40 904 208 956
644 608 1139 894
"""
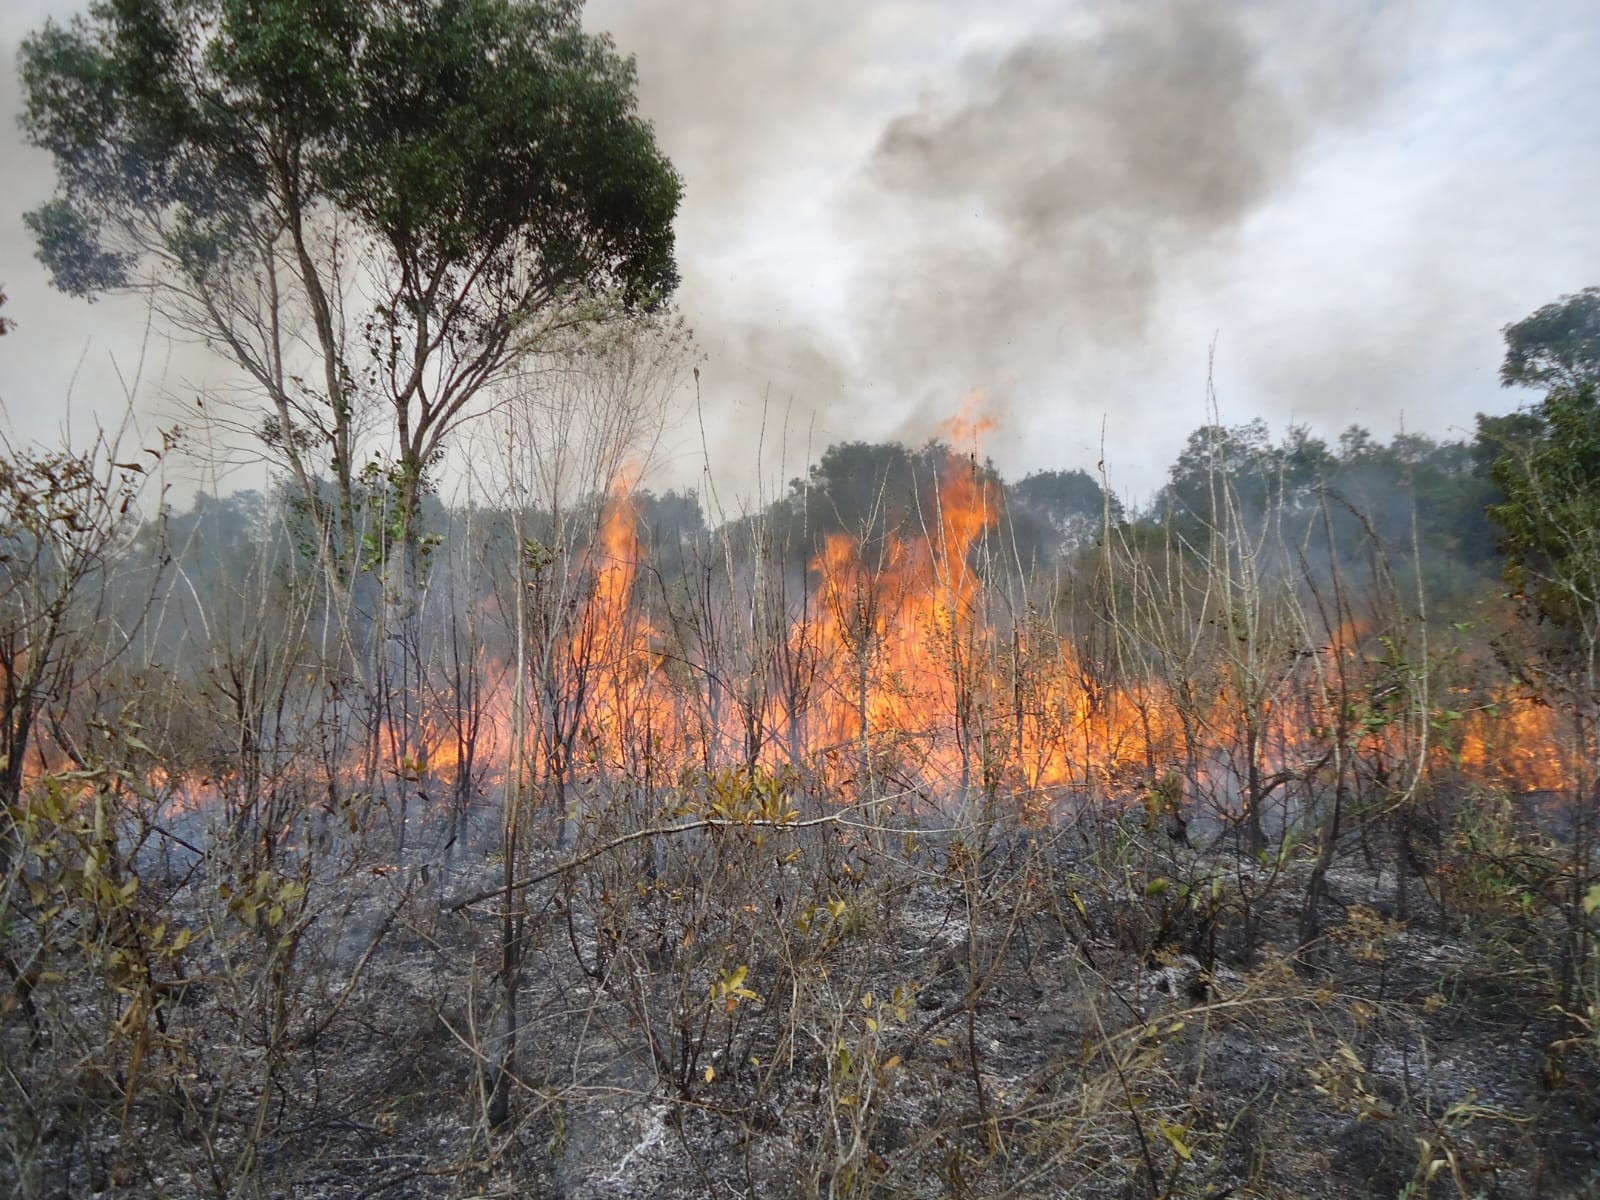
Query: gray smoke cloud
7 0 1594 506
590 0 922 240
595 0 1422 488
849 1 1405 434
588 0 926 495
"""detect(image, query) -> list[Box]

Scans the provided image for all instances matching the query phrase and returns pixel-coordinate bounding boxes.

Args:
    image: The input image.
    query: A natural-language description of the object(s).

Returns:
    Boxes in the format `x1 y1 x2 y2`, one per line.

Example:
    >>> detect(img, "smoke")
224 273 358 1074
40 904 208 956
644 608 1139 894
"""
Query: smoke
849 1 1403 429
664 299 858 517
588 0 921 241
592 0 1415 486
13 0 1590 506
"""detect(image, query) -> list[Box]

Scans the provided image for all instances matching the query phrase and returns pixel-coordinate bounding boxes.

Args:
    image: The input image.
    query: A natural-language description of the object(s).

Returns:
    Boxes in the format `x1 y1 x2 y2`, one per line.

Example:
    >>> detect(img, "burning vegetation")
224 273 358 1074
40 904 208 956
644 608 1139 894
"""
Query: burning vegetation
4 370 1600 1198
2 0 1598 1189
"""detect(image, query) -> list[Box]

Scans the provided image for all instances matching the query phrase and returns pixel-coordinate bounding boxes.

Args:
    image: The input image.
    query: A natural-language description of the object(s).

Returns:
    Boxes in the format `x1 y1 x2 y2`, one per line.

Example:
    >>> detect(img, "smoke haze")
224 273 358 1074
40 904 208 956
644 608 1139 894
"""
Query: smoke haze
854 4 1383 403
5 0 1599 505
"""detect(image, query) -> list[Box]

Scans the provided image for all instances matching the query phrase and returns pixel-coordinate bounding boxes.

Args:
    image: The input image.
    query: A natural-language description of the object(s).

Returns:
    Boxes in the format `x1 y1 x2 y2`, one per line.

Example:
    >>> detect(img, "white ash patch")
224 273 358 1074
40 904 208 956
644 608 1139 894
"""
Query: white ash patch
582 1102 672 1198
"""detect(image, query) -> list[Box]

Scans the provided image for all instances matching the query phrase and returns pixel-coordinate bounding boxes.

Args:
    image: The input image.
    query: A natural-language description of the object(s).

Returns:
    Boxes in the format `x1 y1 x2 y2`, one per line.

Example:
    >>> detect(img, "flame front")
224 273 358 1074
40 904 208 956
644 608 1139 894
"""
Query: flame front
494 420 1174 813
72 410 1583 830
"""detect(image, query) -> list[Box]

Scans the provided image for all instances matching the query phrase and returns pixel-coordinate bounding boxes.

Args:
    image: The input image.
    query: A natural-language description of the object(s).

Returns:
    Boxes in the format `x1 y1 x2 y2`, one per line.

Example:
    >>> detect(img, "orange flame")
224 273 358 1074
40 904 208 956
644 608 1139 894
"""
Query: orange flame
22 408 1585 835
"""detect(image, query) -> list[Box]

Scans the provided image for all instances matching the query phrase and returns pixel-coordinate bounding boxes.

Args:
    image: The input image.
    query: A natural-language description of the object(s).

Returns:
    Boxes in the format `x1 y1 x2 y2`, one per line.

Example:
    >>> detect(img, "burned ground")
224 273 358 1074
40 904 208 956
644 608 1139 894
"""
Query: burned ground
5 791 1597 1200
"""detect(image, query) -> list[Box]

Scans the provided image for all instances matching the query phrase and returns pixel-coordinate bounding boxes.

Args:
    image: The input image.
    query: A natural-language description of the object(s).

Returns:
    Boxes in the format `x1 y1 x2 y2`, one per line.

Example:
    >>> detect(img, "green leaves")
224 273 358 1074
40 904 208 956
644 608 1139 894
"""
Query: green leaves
308 0 680 299
23 198 130 298
1486 290 1600 637
21 0 682 579
1486 383 1600 634
1500 287 1600 392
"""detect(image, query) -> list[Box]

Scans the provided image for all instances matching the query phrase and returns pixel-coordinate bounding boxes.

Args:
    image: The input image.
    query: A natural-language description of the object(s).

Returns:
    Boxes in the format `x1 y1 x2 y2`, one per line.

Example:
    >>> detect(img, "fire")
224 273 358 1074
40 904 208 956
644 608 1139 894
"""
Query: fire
1453 694 1573 794
805 443 998 799
576 469 676 777
366 412 1583 822
529 409 1168 812
16 406 1584 836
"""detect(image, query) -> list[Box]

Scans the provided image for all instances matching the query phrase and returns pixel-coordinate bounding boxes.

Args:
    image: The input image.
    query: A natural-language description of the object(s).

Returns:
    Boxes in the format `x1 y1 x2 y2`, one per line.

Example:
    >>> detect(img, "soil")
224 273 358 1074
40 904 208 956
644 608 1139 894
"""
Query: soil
5 809 1599 1200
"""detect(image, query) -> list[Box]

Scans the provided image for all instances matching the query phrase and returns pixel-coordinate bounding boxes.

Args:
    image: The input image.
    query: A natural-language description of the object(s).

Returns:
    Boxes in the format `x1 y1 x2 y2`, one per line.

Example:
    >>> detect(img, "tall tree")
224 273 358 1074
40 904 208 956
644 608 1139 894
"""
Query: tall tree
1490 289 1600 636
1006 468 1121 562
1500 287 1600 393
20 0 681 576
1156 420 1331 536
1491 290 1600 1010
1487 386 1600 637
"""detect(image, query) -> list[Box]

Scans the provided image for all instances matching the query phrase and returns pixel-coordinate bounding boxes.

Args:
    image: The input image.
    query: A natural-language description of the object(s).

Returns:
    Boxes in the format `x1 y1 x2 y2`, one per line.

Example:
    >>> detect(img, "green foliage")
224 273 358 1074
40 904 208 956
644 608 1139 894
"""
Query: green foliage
1490 289 1600 634
787 438 1005 553
1442 790 1554 920
356 455 444 574
21 0 680 306
1009 467 1121 559
20 0 682 574
1486 385 1600 633
1500 287 1600 392
790 439 920 547
1156 418 1339 528
1011 467 1121 524
634 487 707 551
1145 417 1503 595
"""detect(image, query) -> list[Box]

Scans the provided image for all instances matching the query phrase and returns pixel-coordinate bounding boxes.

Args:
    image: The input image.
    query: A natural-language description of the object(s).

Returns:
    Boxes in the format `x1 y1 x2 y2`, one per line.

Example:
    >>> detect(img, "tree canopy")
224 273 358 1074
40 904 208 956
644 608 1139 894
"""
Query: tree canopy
1486 289 1600 638
20 0 682 568
1499 287 1600 392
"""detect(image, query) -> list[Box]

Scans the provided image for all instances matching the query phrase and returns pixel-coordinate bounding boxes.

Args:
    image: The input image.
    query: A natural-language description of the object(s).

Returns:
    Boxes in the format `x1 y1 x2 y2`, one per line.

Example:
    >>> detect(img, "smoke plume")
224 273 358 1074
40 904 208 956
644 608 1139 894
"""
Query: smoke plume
850 1 1401 428
593 0 1412 483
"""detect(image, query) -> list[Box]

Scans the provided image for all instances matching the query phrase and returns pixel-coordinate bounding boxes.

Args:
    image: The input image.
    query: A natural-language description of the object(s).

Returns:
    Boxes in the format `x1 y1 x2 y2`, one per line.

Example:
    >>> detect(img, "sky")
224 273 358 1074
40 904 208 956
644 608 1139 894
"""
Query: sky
2 0 1598 511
